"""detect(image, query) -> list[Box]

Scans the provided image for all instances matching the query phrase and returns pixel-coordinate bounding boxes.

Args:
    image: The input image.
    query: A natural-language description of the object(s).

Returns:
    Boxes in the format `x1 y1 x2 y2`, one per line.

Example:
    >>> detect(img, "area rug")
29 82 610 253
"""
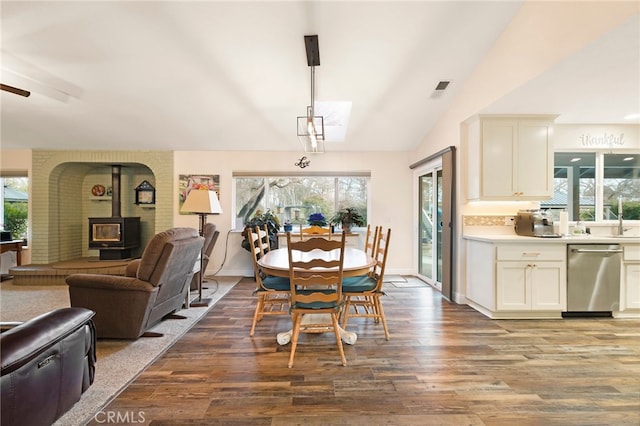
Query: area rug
387 276 429 288
0 275 241 426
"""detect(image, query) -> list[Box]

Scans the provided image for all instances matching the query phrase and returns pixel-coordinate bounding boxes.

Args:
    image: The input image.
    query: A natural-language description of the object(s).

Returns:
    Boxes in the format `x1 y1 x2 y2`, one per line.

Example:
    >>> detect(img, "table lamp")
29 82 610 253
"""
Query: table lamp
180 188 222 307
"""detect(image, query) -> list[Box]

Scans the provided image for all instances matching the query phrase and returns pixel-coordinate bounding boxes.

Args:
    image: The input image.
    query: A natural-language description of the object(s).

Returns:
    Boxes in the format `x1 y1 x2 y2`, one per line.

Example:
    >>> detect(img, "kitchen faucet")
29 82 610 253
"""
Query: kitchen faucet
618 197 630 236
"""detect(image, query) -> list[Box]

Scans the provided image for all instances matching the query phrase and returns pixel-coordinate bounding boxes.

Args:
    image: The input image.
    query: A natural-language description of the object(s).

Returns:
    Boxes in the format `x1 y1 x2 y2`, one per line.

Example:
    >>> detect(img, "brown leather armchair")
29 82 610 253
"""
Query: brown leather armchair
1 307 96 426
190 222 220 291
66 227 204 339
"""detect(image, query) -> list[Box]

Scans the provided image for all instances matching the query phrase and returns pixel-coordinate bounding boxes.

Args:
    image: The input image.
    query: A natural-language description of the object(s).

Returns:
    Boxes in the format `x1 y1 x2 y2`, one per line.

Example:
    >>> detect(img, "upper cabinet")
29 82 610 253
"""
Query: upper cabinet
466 115 557 200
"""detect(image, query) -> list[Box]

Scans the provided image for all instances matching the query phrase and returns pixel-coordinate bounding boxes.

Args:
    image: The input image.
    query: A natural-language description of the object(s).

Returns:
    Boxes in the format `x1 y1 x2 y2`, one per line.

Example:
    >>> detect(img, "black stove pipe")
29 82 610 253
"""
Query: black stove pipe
111 165 121 218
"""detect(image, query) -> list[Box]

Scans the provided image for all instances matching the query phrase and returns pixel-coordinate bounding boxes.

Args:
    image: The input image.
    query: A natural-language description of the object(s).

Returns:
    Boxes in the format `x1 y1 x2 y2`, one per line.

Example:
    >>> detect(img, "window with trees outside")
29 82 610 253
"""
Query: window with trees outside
1 175 29 245
545 152 639 221
234 173 369 229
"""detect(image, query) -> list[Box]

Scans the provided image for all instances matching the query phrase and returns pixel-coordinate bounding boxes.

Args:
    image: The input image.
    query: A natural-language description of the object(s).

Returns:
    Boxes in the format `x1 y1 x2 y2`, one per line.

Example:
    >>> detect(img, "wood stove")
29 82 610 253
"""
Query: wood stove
89 217 140 260
88 165 141 260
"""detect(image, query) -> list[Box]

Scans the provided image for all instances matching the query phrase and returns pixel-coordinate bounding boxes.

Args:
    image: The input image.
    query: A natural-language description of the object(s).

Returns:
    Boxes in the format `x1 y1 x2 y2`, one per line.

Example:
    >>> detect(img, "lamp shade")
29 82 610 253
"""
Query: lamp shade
180 189 222 214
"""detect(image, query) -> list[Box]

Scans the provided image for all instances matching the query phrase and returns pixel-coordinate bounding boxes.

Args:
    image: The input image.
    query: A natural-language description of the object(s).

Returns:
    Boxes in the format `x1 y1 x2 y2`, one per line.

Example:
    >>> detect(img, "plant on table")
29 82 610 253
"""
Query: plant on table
307 212 328 227
330 207 365 232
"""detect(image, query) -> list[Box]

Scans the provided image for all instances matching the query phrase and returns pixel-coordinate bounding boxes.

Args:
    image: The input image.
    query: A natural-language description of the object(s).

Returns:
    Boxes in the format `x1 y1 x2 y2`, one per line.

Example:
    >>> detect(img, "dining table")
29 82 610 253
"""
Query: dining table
258 246 376 345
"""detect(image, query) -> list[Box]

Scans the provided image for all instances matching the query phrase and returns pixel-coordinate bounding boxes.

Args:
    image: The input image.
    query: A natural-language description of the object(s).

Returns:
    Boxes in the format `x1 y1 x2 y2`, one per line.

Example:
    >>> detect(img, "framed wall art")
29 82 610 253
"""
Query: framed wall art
135 180 156 205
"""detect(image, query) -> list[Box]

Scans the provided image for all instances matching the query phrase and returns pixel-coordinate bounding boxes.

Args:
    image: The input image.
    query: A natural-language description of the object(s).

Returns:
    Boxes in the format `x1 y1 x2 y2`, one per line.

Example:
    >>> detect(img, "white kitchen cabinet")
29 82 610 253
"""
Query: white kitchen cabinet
622 245 640 311
496 244 566 311
624 264 640 310
466 115 556 200
497 261 566 311
465 235 640 319
465 240 566 318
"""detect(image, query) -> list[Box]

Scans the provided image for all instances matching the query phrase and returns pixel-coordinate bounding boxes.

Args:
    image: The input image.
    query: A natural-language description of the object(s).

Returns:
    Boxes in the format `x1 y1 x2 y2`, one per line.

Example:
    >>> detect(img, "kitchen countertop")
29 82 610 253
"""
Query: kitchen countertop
463 234 640 244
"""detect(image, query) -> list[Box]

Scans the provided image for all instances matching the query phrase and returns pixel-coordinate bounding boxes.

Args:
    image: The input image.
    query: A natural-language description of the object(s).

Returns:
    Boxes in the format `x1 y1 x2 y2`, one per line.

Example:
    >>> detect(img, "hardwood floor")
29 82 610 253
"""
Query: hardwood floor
91 277 640 425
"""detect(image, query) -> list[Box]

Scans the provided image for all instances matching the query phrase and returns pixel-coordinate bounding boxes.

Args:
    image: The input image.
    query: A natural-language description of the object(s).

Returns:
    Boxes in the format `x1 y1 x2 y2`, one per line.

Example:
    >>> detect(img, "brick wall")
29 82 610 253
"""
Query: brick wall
31 151 173 264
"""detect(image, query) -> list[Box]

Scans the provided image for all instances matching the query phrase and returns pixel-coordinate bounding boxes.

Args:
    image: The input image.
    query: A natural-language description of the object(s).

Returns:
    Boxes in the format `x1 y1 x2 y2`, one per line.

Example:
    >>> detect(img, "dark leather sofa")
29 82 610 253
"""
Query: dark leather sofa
1 307 97 426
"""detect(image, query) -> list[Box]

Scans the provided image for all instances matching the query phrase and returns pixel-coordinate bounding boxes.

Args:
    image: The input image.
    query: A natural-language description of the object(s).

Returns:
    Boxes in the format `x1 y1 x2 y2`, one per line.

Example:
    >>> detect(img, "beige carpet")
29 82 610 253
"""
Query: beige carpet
0 275 241 426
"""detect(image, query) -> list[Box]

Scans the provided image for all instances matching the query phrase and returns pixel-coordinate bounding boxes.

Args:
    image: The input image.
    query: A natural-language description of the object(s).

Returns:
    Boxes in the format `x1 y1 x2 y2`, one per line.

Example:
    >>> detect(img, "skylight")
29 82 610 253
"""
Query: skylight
314 101 352 142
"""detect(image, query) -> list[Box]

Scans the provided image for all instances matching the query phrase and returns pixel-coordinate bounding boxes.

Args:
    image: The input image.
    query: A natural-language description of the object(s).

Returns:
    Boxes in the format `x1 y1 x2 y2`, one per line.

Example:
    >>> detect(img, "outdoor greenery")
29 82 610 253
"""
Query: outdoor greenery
3 177 29 241
235 176 368 227
553 152 639 221
613 201 640 220
3 201 27 240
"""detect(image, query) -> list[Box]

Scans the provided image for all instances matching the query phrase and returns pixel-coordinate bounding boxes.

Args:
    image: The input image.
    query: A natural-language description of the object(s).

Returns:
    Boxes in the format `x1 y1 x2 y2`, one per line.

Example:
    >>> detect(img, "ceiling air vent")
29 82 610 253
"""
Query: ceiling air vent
430 80 450 99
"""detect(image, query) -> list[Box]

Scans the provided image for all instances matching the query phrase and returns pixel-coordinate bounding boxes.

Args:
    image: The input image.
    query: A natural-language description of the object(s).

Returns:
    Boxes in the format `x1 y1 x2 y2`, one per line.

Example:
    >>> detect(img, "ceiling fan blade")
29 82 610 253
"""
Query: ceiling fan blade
1 83 31 97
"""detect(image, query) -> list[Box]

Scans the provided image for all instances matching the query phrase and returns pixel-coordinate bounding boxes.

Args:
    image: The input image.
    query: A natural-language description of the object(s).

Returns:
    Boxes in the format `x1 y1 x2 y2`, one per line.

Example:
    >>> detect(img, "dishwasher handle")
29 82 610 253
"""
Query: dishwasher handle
570 248 623 254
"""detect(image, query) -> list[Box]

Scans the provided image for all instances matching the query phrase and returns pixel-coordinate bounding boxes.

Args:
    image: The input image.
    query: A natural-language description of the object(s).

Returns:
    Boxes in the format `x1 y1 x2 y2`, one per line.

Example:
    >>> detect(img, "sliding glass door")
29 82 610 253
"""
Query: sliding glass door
412 147 455 300
418 165 443 290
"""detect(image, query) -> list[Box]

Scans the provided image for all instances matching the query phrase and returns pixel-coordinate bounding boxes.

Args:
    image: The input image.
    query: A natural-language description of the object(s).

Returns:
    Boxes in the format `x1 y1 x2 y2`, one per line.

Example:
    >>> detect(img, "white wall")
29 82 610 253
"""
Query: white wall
174 150 413 277
1 149 413 276
411 2 639 303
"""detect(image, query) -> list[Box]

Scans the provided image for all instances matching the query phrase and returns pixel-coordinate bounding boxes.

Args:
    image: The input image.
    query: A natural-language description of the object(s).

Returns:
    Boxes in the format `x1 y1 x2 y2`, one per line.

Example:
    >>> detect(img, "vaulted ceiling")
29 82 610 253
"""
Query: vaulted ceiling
1 1 638 152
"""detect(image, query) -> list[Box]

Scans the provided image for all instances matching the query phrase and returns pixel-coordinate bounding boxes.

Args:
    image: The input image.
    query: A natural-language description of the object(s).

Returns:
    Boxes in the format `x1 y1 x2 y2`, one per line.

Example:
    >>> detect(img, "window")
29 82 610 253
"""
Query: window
1 176 29 244
547 152 639 221
234 173 369 228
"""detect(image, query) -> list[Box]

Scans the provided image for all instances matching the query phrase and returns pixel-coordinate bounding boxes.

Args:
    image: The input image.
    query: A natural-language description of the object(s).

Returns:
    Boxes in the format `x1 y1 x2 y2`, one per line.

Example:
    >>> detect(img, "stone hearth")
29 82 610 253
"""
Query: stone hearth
9 257 131 286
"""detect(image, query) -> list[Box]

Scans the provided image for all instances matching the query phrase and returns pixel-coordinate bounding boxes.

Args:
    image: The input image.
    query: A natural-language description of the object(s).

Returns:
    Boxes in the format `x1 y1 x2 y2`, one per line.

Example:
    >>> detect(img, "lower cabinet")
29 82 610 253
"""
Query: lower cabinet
624 263 640 310
622 245 640 311
466 237 639 319
496 261 566 311
466 240 566 318
620 244 640 312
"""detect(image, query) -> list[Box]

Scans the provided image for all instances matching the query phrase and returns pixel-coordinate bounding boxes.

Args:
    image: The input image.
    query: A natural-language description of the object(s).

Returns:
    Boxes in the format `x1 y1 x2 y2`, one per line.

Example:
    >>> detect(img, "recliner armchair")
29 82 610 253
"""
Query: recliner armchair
1 307 97 426
66 227 204 339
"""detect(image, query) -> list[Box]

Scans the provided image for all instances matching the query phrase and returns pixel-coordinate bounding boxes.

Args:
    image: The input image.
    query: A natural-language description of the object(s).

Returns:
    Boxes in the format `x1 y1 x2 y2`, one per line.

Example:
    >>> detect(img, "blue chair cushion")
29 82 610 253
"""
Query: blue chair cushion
342 275 377 292
291 289 342 310
292 300 342 310
260 276 291 291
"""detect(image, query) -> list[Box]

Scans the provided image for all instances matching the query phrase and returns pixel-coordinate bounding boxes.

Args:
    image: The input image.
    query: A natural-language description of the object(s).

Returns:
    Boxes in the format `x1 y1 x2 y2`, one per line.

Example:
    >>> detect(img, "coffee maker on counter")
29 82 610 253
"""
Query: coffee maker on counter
514 209 560 237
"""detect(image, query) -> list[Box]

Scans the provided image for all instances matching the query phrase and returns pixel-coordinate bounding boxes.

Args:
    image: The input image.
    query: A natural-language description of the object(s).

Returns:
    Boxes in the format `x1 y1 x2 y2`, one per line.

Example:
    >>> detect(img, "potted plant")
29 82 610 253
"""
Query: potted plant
307 212 328 227
330 207 365 233
241 209 281 252
283 220 293 232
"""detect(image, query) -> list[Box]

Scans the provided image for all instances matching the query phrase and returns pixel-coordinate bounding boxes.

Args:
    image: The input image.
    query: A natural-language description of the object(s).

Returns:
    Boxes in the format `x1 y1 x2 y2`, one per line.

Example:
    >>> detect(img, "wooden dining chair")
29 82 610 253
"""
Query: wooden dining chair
299 225 331 240
341 227 391 340
246 228 290 337
364 224 380 257
286 231 347 368
256 224 271 256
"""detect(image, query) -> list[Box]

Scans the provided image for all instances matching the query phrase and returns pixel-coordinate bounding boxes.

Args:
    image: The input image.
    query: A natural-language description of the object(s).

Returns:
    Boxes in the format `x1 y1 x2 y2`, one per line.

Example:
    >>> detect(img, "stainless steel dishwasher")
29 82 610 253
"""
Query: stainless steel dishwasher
565 244 622 317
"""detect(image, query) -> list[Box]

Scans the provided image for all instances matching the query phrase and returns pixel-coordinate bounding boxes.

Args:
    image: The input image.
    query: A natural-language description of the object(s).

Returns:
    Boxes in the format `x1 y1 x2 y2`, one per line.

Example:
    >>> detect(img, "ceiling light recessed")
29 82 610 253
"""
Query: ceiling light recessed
624 113 640 120
570 157 581 162
623 157 634 161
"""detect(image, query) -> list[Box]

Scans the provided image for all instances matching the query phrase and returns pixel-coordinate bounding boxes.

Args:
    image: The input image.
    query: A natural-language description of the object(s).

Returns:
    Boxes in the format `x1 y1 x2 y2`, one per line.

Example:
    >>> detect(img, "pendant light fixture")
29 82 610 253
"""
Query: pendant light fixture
297 35 325 154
